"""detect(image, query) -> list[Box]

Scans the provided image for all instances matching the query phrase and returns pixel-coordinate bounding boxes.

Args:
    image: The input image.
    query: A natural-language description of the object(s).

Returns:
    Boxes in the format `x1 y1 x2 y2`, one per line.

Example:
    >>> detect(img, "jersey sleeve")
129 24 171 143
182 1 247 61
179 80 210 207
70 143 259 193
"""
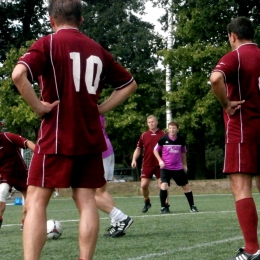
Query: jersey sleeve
212 51 239 83
154 143 162 152
4 132 28 149
136 133 144 149
17 37 49 83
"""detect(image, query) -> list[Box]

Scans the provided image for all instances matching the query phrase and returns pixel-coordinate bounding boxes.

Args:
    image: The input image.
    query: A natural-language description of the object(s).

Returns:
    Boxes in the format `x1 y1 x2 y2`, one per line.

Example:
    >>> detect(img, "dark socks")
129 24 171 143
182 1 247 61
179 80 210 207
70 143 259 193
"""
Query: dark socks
185 191 194 208
160 189 168 207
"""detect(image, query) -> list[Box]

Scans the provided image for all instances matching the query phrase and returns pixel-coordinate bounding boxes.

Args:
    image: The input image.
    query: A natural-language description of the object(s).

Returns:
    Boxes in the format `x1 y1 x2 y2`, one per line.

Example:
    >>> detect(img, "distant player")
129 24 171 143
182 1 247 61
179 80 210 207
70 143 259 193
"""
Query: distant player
154 121 198 213
131 115 166 213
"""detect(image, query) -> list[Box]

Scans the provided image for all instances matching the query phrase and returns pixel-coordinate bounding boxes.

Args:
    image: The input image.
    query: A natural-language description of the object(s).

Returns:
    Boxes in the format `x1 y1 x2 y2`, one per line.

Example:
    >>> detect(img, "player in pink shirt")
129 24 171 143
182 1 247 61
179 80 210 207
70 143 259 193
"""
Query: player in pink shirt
11 0 137 259
154 121 198 214
211 17 260 260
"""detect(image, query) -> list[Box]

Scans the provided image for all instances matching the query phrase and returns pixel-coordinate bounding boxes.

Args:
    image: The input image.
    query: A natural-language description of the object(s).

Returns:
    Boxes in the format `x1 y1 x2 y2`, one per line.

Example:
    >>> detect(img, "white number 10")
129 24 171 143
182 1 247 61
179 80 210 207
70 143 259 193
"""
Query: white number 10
70 53 103 94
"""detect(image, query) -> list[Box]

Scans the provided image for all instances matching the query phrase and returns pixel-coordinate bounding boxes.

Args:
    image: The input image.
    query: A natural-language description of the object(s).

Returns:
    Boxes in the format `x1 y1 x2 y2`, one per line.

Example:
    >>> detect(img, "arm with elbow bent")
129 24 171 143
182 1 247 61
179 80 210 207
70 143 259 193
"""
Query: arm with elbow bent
98 80 137 115
210 71 244 115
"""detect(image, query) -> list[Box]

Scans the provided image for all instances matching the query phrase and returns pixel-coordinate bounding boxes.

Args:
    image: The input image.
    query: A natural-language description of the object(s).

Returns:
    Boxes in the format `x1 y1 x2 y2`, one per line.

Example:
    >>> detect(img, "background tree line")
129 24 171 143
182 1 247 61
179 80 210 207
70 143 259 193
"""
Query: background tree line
0 0 260 179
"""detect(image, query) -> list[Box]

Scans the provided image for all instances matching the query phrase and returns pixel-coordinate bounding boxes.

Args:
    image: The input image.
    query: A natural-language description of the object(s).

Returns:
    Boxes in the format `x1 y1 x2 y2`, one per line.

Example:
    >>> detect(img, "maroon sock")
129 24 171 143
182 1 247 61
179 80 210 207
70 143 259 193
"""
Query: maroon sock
236 198 259 254
0 216 3 221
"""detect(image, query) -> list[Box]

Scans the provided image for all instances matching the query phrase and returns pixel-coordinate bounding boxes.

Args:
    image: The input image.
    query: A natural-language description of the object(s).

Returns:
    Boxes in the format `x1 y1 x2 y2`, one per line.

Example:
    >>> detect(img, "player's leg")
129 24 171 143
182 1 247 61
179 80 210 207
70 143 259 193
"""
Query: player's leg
140 177 151 212
73 187 99 259
20 190 27 230
23 186 53 260
159 169 170 213
96 154 133 237
0 183 10 228
227 143 260 259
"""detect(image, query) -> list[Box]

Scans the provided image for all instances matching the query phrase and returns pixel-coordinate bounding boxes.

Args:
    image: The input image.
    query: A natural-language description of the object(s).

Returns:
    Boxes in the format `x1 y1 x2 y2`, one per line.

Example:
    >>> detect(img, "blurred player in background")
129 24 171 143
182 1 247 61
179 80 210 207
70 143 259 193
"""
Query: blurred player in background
210 17 260 260
11 0 136 259
95 115 133 237
0 132 35 229
131 115 165 213
154 121 198 214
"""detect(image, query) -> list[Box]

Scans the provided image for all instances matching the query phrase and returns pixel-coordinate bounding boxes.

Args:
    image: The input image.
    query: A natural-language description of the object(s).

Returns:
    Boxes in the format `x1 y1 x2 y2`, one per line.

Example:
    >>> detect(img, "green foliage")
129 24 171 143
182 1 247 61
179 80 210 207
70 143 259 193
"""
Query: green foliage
0 42 40 140
0 0 49 62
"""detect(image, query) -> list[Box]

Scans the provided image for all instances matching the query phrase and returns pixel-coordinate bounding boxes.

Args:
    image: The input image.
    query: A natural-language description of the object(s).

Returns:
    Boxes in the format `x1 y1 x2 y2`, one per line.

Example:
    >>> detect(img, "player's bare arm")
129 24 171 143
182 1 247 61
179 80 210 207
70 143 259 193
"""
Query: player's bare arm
153 150 164 169
26 140 35 151
131 148 141 168
12 64 60 118
98 80 137 114
210 71 244 115
182 153 188 173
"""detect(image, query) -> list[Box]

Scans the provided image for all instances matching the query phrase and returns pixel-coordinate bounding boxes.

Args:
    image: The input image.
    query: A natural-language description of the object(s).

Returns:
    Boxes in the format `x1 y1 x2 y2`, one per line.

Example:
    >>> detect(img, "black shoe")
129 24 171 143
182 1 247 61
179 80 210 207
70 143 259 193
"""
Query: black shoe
190 205 198 213
0 218 2 229
142 201 151 213
228 247 260 260
165 204 171 213
104 216 133 238
160 207 171 214
104 225 125 237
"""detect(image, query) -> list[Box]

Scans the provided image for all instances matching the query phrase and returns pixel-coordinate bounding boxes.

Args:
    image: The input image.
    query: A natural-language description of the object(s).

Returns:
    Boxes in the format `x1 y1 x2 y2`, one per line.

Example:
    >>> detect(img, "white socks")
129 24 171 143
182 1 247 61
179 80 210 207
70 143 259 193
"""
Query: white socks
109 207 127 224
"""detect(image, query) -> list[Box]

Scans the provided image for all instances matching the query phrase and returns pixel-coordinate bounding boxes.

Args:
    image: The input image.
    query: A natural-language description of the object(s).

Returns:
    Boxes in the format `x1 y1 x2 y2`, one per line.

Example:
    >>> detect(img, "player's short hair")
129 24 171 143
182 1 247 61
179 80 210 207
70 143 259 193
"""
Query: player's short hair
147 115 157 121
48 0 82 27
227 17 254 41
168 121 179 128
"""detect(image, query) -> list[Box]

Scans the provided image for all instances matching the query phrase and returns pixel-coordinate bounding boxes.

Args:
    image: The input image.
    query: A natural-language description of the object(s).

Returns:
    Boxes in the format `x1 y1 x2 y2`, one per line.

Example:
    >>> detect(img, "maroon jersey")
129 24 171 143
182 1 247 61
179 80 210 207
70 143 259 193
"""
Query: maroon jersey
136 129 165 167
212 43 260 144
18 28 134 155
0 132 28 180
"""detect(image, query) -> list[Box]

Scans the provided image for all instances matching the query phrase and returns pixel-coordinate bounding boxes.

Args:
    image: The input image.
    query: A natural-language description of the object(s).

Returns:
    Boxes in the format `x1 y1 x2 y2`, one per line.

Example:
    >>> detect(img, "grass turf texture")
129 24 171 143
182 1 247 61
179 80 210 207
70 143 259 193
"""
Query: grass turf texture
2 186 260 259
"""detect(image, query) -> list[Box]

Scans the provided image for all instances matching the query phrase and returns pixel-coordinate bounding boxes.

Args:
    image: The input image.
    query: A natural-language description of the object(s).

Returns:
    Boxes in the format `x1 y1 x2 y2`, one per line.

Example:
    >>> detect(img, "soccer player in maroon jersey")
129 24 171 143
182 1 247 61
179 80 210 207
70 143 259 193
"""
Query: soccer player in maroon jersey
0 132 35 229
210 17 260 260
131 115 165 213
153 121 198 214
11 0 137 259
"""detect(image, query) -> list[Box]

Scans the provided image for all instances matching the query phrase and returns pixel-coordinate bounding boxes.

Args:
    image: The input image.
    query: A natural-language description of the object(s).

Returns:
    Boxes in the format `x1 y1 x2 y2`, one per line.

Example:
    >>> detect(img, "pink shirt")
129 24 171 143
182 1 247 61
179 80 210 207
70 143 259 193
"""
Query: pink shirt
100 115 114 158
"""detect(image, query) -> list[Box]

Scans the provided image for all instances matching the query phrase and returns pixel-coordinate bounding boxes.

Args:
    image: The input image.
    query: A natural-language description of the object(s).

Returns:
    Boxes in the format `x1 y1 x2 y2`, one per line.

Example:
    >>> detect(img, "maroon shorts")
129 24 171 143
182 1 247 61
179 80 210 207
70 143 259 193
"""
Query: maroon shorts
224 143 260 174
0 171 28 191
141 166 161 179
28 153 106 189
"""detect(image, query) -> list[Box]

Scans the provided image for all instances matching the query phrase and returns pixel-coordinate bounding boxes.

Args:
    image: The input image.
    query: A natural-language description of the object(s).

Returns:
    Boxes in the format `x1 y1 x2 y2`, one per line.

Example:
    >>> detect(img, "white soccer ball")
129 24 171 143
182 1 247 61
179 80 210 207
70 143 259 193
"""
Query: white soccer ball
46 219 63 240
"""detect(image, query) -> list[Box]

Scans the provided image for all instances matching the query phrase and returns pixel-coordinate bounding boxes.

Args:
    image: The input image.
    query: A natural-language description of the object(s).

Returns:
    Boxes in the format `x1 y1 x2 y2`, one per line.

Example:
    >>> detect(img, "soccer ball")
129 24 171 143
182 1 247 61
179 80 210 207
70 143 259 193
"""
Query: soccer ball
46 219 63 240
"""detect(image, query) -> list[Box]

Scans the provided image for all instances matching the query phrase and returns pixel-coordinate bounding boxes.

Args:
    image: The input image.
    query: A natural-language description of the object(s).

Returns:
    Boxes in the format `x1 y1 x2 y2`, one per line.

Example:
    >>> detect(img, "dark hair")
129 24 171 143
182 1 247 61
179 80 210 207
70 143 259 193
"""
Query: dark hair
48 0 82 27
227 17 254 40
168 121 179 128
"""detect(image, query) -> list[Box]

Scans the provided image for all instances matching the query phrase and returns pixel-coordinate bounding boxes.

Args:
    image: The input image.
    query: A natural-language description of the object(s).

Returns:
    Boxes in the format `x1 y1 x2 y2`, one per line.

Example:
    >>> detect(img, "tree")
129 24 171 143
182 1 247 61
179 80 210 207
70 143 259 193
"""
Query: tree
0 42 40 140
0 0 49 63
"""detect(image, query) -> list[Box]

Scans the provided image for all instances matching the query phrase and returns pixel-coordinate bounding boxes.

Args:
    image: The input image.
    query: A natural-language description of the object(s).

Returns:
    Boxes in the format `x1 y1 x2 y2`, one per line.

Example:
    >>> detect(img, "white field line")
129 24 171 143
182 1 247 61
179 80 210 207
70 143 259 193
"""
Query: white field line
125 235 243 260
0 209 237 228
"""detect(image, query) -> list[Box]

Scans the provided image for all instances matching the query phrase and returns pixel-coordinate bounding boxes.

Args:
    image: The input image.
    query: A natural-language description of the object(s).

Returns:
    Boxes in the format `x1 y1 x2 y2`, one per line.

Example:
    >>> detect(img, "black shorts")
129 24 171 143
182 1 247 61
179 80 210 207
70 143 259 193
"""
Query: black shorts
160 169 188 186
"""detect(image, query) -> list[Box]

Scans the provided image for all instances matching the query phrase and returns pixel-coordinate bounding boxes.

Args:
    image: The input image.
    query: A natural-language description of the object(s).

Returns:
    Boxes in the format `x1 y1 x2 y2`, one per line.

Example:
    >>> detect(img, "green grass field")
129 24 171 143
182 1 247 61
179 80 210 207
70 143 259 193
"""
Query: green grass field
2 193 259 260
